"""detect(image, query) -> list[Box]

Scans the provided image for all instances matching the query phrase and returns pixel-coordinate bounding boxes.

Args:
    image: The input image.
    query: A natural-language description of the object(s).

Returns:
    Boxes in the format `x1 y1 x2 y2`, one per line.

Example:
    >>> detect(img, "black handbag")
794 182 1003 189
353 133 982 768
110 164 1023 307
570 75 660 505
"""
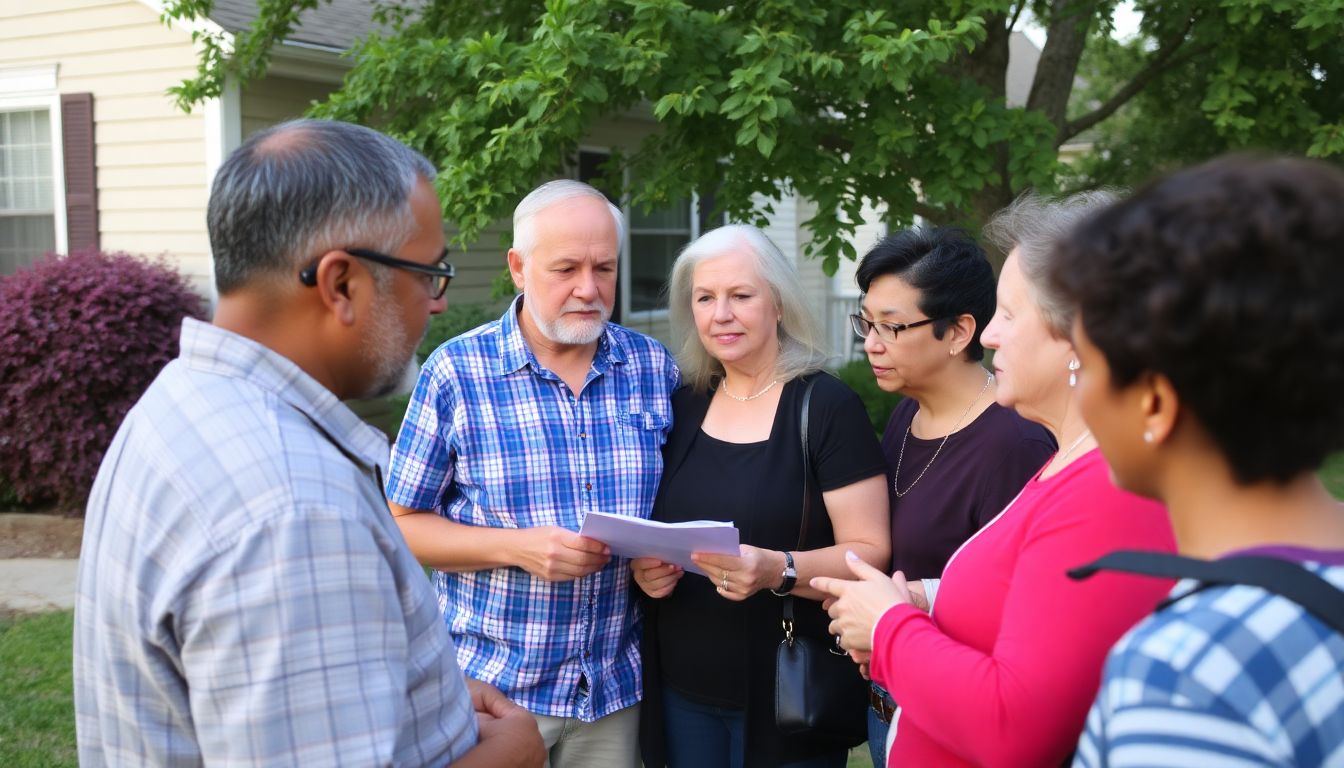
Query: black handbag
774 377 870 745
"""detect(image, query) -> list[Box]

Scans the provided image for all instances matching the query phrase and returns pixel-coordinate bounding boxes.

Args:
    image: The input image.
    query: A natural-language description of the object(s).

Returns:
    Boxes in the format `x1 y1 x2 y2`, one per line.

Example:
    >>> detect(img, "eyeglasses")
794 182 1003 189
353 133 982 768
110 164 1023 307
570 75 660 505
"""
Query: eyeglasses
299 247 455 299
849 313 940 344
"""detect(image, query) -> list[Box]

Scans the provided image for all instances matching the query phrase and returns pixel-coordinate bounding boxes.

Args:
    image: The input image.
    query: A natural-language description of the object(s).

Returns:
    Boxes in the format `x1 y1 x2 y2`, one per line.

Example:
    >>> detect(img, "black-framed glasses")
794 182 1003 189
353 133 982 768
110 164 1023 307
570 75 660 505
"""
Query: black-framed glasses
299 247 455 299
849 313 940 344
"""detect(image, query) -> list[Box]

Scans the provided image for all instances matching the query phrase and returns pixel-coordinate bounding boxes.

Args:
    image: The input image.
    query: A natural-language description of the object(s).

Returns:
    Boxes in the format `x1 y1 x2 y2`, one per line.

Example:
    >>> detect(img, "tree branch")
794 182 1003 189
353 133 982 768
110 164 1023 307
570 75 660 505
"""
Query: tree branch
1060 20 1209 144
914 201 950 224
1007 2 1027 32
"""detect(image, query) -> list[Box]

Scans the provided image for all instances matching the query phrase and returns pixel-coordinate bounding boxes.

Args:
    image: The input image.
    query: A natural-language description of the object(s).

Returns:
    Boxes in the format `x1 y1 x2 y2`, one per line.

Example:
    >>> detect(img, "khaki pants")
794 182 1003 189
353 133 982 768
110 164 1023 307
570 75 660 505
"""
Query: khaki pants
532 703 640 768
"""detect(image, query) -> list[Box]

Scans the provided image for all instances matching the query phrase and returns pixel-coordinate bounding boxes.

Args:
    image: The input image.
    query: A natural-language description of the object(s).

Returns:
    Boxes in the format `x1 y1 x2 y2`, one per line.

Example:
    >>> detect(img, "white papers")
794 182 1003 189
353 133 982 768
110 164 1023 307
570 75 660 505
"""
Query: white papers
578 510 739 576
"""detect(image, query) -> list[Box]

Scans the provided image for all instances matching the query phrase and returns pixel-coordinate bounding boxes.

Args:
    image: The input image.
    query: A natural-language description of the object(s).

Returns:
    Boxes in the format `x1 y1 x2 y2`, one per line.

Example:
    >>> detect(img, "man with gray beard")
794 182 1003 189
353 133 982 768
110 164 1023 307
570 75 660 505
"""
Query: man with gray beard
74 119 543 767
385 180 680 768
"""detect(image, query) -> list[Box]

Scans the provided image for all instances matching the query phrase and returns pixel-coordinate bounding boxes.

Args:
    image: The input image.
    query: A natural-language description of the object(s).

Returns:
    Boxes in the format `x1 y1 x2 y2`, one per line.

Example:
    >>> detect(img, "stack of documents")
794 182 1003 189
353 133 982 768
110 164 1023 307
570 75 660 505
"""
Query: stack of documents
578 511 740 576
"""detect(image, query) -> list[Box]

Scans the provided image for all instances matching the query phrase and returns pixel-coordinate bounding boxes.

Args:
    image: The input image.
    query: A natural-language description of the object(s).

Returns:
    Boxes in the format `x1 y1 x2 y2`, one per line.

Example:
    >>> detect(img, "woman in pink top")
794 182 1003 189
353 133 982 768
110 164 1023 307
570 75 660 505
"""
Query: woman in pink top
814 192 1177 767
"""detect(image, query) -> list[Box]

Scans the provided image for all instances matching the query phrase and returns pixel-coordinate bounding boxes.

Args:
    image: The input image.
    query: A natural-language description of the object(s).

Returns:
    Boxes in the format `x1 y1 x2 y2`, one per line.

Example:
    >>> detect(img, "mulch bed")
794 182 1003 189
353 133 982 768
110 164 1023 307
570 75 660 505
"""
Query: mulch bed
0 512 84 559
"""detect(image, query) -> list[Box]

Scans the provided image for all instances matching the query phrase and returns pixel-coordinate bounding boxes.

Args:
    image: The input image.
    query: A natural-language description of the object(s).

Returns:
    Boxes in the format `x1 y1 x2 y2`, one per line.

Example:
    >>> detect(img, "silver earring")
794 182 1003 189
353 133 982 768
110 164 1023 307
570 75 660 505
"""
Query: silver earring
1068 358 1080 388
1143 431 1154 444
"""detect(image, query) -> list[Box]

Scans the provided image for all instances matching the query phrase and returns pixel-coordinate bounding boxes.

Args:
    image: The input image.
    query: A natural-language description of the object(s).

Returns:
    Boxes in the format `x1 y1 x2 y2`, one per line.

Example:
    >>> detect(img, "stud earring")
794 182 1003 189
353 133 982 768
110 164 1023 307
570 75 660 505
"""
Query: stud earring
1143 430 1154 444
1068 358 1080 388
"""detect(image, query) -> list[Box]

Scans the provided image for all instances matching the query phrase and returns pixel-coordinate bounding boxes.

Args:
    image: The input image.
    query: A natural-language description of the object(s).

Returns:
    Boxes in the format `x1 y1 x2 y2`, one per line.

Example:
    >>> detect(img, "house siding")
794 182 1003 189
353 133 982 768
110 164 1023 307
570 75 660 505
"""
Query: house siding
0 0 212 286
240 75 335 138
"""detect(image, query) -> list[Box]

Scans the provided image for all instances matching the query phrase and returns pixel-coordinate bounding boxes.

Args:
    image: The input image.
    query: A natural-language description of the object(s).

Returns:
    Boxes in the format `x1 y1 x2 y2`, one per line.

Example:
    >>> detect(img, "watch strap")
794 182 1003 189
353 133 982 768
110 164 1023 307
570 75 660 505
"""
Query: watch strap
771 550 797 596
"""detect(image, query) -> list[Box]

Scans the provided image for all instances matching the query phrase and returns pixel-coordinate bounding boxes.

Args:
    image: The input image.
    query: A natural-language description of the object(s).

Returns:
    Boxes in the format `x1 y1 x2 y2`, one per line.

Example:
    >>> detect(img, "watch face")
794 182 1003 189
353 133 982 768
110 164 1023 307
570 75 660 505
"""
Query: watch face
783 565 797 578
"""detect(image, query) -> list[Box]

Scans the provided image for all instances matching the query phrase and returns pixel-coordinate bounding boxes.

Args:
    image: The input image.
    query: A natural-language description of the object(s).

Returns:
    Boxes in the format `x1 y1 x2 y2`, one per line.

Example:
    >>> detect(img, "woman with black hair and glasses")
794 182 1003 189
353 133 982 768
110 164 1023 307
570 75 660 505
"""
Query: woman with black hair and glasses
847 228 1055 766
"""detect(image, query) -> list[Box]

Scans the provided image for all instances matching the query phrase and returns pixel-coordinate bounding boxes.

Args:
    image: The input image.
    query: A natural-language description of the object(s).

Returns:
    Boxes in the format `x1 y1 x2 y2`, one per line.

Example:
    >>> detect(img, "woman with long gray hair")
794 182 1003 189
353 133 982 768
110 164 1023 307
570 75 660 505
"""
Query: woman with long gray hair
633 224 890 767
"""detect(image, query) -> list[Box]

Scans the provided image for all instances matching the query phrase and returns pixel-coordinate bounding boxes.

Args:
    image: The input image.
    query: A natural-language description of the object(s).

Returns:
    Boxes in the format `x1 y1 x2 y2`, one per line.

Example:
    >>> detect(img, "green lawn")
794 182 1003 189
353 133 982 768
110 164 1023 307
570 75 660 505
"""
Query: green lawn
0 611 76 768
1323 453 1344 499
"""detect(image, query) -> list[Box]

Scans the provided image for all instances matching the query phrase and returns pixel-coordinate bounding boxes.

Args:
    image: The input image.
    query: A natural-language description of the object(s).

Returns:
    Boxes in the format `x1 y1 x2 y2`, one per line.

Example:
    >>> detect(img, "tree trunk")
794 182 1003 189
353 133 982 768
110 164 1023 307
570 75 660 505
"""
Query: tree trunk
1029 0 1099 146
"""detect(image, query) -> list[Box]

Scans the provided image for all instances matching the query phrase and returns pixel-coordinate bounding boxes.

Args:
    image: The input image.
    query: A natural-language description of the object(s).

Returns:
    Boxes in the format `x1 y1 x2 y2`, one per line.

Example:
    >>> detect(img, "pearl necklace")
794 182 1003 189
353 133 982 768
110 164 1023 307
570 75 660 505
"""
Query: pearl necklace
721 378 780 402
893 370 993 498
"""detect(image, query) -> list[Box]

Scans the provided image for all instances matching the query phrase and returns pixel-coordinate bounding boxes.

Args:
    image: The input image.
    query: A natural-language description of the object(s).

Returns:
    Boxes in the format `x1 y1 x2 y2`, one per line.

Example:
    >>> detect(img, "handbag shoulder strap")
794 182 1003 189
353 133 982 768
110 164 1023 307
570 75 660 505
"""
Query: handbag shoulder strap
783 376 819 630
1068 550 1344 634
796 375 818 551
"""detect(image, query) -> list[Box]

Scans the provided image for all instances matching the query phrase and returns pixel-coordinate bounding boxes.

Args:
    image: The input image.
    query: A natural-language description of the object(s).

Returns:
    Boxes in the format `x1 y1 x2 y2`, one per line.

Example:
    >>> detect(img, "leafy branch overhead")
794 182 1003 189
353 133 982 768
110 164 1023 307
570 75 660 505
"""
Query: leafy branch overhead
163 0 1344 273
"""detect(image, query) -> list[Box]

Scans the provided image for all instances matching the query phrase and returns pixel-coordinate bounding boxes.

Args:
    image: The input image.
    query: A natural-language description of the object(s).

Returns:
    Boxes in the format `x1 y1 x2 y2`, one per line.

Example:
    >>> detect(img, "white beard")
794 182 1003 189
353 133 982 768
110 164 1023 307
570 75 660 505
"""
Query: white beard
525 296 611 346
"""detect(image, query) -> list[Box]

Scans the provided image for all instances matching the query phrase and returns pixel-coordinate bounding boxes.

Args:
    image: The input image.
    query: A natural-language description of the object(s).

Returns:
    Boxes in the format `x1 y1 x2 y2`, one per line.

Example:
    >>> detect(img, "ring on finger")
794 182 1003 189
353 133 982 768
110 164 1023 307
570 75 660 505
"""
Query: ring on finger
721 573 728 591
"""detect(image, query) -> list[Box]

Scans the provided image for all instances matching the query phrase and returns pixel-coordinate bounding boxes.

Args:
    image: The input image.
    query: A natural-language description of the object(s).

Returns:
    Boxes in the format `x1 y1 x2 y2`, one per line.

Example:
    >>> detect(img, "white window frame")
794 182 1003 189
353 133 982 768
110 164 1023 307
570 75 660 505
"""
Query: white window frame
576 145 723 323
0 66 68 259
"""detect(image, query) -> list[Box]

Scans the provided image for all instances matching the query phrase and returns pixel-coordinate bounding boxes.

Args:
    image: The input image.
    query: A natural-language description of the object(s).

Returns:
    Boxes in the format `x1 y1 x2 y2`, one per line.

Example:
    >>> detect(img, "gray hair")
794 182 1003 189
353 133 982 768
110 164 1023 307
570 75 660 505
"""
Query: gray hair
512 180 625 260
208 118 437 294
668 224 829 392
983 189 1120 337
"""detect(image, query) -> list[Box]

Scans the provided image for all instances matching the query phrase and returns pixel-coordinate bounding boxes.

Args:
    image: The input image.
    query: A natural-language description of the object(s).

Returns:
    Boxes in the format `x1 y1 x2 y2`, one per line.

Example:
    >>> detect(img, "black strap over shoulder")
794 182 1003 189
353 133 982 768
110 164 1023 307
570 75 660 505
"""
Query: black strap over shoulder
1069 550 1344 635
794 376 818 553
783 376 818 624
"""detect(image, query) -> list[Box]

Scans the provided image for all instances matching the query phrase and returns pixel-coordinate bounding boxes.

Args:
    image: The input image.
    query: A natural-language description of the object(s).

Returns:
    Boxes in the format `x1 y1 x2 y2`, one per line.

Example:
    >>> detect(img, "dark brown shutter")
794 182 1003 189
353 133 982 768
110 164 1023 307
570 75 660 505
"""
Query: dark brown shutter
60 92 98 253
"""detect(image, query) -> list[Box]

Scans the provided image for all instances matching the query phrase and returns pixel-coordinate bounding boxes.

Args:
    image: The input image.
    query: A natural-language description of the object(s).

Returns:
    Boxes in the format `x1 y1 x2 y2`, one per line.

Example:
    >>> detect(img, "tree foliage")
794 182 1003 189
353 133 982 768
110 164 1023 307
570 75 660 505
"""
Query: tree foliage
1065 0 1344 192
162 0 1344 272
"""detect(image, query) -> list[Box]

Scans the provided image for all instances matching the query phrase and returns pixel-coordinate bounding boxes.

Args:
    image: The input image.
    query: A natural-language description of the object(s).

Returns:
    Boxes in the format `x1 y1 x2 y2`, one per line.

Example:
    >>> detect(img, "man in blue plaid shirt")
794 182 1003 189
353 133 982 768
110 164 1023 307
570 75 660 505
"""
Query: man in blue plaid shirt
386 180 680 768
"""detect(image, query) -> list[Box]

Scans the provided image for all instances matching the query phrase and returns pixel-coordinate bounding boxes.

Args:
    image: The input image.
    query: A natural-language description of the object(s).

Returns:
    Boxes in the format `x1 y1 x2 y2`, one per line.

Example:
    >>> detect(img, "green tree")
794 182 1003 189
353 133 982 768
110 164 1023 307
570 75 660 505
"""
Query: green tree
1065 1 1344 192
163 0 1344 272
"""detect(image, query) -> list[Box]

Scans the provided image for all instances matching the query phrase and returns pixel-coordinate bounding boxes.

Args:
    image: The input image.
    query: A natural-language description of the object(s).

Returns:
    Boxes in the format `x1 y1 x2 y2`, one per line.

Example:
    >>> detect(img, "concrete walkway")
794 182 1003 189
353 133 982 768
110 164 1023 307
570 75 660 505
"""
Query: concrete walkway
0 558 78 613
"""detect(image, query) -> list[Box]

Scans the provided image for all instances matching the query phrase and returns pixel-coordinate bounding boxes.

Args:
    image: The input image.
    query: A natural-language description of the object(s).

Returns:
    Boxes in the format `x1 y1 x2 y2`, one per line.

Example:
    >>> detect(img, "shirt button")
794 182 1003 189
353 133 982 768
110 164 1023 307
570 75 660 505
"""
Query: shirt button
585 483 593 491
579 431 586 438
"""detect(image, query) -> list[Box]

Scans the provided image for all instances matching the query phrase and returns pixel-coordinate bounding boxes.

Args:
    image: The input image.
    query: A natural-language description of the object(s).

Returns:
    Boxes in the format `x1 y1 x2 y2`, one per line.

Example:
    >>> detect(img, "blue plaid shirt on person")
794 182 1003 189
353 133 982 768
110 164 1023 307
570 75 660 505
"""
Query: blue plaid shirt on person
74 318 478 767
385 295 679 722
1074 558 1344 767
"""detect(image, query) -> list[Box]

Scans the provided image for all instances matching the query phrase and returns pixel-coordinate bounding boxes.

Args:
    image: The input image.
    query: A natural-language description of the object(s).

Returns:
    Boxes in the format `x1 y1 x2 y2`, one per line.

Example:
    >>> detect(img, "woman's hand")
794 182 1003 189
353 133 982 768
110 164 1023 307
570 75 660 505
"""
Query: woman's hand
811 551 915 654
691 545 784 601
630 557 683 599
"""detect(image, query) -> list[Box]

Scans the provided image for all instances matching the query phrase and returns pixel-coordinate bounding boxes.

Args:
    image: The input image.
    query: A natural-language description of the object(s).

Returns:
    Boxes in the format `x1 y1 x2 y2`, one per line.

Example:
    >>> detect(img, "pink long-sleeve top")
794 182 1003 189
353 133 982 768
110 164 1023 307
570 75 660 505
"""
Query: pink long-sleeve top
871 448 1176 767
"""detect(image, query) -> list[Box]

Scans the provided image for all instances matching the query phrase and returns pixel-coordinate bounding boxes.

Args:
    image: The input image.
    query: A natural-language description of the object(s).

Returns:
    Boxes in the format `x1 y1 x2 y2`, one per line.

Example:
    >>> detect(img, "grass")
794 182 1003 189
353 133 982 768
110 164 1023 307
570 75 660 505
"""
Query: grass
0 610 76 768
1322 453 1344 500
848 746 876 766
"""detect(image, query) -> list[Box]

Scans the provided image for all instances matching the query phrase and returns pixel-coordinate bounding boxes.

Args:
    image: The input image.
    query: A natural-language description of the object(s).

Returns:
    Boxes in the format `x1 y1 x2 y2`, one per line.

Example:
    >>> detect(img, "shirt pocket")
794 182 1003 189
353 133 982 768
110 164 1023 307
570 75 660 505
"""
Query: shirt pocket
617 410 670 432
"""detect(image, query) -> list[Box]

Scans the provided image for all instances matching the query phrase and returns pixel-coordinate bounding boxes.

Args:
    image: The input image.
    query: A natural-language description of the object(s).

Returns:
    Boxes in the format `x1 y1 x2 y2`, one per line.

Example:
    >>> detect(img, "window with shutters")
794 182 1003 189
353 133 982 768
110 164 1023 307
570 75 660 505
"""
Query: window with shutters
0 108 57 275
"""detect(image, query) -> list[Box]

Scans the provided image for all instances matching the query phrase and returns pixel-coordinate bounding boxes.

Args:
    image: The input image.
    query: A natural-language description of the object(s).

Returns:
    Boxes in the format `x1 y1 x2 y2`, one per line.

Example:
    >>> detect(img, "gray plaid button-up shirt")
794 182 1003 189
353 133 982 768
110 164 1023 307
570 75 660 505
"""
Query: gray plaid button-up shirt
75 318 478 766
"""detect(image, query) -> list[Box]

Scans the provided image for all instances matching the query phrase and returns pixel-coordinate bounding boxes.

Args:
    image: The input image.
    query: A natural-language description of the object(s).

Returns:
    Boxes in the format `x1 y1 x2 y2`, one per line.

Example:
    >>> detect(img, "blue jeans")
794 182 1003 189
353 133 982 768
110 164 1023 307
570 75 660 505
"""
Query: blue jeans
662 688 848 768
867 684 892 768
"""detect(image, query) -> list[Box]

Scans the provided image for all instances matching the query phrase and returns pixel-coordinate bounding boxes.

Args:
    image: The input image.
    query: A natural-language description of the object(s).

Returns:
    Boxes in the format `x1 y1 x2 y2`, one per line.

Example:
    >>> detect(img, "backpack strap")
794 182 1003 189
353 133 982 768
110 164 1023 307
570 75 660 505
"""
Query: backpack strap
1068 550 1344 635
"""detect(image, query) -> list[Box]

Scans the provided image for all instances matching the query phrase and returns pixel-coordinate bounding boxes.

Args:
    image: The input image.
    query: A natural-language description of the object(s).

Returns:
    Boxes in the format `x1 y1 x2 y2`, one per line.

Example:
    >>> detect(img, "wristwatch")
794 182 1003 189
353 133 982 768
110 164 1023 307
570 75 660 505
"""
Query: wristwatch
771 551 798 596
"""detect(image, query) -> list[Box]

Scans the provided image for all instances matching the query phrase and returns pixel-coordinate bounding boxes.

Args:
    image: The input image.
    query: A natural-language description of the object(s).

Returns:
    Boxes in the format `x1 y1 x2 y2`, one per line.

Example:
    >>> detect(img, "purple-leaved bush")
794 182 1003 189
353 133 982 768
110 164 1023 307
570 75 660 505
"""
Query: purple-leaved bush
0 250 207 511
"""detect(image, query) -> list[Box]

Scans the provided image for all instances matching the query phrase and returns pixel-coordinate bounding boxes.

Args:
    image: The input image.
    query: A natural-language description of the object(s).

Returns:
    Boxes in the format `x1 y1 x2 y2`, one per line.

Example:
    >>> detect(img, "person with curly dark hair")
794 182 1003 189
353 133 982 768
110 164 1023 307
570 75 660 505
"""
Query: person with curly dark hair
1051 155 1344 766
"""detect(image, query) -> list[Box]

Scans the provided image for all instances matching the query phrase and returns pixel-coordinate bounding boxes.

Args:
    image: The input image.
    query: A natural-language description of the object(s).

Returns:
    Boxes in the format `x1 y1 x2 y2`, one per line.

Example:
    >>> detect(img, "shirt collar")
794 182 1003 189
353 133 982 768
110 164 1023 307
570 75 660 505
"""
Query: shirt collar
496 294 628 377
177 317 390 470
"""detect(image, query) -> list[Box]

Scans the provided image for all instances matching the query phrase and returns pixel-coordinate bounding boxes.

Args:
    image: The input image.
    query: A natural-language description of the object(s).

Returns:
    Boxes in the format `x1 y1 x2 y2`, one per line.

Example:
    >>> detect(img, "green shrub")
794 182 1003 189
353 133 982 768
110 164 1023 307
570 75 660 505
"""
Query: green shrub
832 358 902 436
417 302 501 361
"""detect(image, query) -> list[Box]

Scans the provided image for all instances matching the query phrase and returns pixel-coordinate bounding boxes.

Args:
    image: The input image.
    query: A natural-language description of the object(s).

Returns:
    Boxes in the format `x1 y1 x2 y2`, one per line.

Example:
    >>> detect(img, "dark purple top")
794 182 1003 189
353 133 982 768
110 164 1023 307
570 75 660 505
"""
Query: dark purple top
883 398 1056 579
1230 545 1344 565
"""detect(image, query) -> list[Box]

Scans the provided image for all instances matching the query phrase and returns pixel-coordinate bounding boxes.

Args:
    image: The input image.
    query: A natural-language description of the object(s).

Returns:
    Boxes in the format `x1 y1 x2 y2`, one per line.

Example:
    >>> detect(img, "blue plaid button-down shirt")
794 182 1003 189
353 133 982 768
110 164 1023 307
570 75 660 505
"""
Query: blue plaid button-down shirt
75 318 478 766
386 296 679 720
